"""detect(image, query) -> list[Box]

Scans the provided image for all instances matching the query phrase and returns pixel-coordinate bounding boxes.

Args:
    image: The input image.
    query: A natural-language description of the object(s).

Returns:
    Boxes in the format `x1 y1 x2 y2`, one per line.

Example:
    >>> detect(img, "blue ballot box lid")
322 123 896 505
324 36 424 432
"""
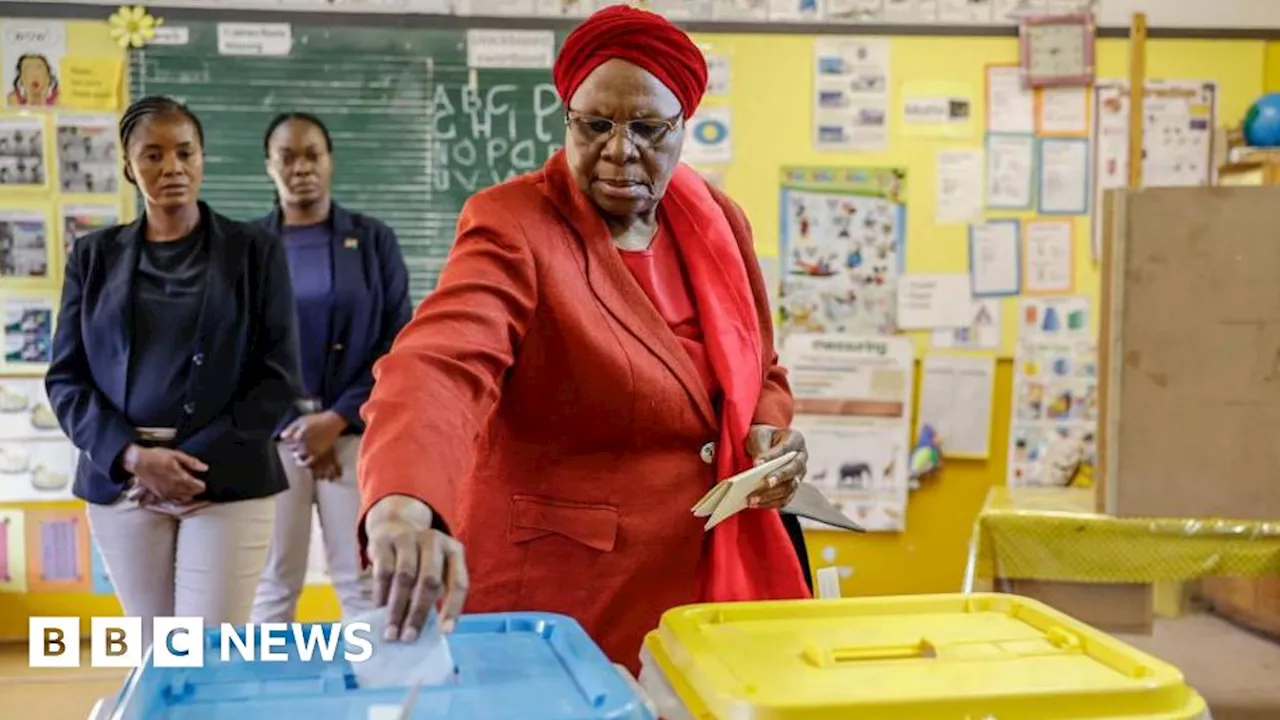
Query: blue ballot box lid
106 613 655 720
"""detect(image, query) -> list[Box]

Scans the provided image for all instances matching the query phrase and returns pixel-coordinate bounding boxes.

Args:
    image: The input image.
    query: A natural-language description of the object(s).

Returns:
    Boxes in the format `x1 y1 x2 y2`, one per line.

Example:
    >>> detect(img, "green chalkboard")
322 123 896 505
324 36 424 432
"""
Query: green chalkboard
128 23 564 300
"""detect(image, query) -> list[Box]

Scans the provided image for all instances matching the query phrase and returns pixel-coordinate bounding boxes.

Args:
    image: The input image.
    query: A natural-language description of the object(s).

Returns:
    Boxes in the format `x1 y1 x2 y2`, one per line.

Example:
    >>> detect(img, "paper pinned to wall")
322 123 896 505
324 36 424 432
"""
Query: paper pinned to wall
985 65 1034 135
896 274 972 330
1023 219 1074 294
812 37 890 152
0 509 27 592
465 29 555 69
900 82 974 138
1037 86 1090 136
932 297 1001 350
1037 137 1090 215
59 57 123 111
682 106 732 165
783 333 914 533
918 353 996 459
1 20 66 109
705 53 732 97
969 220 1021 297
935 148 983 224
985 134 1035 210
24 507 90 592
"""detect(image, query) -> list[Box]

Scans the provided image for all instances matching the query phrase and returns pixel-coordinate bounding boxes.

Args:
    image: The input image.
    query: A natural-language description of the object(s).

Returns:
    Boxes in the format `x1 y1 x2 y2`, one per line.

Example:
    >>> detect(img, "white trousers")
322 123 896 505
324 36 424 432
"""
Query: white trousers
251 435 373 622
87 493 276 653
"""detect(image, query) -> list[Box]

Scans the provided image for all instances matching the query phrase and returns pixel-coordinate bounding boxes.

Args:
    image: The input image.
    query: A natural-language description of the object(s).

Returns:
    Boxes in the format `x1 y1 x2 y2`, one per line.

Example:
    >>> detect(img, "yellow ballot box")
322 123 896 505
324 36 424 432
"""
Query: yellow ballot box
639 593 1208 720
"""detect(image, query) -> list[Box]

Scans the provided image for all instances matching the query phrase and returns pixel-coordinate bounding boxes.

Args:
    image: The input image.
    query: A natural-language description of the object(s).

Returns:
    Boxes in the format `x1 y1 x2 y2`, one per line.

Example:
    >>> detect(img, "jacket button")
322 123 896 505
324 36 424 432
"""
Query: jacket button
182 402 195 415
192 353 204 366
700 442 715 465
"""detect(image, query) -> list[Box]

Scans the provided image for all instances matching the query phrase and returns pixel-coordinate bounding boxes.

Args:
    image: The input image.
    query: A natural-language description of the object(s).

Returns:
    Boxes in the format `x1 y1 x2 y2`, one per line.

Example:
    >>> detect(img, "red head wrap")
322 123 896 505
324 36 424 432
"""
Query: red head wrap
553 5 708 120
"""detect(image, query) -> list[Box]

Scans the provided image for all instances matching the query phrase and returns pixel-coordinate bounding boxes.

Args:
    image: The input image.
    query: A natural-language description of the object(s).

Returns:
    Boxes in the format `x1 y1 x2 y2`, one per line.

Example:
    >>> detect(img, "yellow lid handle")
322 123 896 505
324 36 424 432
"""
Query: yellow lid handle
803 640 937 668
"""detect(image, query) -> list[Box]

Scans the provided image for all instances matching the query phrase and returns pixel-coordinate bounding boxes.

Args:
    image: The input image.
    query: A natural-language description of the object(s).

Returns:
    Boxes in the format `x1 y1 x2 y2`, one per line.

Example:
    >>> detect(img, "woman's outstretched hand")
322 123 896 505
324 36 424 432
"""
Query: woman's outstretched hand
744 425 808 510
365 495 469 642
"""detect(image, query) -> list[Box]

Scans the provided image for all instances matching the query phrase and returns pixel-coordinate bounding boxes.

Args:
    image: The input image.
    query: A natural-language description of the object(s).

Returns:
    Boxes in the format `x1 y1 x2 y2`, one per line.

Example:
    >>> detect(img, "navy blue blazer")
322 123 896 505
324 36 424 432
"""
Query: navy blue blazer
255 202 411 434
45 202 304 505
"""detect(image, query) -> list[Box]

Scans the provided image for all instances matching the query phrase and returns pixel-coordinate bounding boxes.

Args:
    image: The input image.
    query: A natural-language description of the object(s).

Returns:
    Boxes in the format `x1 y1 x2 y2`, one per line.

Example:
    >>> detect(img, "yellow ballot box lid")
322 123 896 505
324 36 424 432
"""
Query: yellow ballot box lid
641 592 1207 720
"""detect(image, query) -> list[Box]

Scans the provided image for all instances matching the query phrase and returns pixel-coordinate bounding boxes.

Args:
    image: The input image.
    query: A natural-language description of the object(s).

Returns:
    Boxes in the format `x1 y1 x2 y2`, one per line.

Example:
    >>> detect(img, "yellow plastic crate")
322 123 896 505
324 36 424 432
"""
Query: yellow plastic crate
639 592 1208 720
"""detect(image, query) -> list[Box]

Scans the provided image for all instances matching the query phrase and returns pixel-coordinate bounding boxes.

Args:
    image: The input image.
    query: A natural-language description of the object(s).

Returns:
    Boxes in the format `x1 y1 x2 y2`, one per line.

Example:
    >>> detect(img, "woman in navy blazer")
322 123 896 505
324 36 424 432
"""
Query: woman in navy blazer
250 112 412 622
45 97 302 649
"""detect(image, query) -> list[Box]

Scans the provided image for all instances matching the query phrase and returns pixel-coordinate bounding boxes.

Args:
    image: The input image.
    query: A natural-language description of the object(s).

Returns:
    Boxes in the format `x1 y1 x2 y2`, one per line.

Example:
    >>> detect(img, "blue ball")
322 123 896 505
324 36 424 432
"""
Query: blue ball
1244 94 1280 147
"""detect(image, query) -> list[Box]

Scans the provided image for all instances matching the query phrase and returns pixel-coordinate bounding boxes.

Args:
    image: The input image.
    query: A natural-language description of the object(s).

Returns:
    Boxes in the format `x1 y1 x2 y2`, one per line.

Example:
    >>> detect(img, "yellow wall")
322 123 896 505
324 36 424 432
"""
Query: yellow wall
0 30 1268 637
1266 41 1280 92
691 33 1265 597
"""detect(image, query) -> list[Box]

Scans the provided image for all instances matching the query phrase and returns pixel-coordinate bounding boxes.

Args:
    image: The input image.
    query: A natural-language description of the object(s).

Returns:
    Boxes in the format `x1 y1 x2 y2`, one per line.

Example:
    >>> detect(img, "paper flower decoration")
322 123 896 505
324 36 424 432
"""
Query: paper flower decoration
109 5 162 49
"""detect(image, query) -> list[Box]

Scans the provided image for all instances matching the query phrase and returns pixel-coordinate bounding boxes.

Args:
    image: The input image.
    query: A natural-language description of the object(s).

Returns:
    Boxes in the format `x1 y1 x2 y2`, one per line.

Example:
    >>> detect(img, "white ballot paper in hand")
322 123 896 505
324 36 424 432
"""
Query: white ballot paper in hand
346 608 456 689
692 450 865 533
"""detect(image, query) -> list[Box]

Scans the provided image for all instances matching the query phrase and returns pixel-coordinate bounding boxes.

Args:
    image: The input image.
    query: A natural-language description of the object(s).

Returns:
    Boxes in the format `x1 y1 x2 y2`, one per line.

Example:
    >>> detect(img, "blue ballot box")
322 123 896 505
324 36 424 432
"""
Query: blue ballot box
92 613 655 720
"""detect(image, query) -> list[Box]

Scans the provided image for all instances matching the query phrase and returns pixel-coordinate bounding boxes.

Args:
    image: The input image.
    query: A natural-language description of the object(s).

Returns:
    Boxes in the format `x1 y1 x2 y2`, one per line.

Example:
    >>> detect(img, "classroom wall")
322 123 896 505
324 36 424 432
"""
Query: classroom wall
1266 42 1280 93
694 32 1265 597
0 21 1269 636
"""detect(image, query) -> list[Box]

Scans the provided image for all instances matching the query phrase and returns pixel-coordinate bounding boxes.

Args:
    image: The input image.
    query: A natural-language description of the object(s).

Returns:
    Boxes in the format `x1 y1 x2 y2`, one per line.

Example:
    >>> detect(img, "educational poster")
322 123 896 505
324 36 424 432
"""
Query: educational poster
985 65 1034 135
769 0 823 21
1022 219 1074 294
884 0 940 23
900 82 974 138
2 294 55 370
56 115 120 194
1091 80 1217 259
0 116 47 187
812 37 890 152
705 54 732 98
682 106 732 165
61 204 118 255
0 509 28 593
1 20 66 108
1017 295 1091 342
918 353 996 459
710 0 769 21
778 166 906 338
23 506 90 593
0 377 62 441
0 438 76 503
938 0 993 23
533 0 594 16
1037 138 1089 215
1007 338 1098 487
985 133 1035 209
782 333 914 532
0 210 50 278
89 537 113 595
931 297 1001 350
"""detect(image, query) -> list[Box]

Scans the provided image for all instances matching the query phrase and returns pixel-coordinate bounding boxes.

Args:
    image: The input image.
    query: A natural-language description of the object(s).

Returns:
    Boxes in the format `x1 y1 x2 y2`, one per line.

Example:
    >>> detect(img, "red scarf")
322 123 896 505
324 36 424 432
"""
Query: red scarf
661 165 812 603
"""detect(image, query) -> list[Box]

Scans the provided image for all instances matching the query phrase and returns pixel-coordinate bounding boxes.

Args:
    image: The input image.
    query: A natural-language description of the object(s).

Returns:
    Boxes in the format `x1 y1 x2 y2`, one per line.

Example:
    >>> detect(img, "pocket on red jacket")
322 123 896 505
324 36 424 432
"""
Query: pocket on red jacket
506 495 619 552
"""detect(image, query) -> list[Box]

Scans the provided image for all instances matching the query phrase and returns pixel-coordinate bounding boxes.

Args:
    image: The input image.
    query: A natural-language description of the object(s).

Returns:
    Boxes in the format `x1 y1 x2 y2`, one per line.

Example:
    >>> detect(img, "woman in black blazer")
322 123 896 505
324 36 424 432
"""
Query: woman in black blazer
249 112 412 622
45 96 302 648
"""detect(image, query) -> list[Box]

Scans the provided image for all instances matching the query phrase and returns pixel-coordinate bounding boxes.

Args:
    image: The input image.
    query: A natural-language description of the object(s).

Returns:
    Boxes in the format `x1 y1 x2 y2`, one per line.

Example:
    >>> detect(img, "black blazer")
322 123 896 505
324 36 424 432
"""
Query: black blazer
255 202 412 434
45 202 303 505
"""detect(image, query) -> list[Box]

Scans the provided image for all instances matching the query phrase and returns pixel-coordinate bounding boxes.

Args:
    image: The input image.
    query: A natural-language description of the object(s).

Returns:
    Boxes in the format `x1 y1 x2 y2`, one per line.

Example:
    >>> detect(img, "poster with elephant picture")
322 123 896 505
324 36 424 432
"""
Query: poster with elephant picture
781 332 914 532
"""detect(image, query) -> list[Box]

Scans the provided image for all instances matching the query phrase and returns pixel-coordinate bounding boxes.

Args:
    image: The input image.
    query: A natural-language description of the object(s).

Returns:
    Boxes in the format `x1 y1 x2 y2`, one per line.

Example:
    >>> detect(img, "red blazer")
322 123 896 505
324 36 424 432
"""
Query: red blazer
357 152 793 671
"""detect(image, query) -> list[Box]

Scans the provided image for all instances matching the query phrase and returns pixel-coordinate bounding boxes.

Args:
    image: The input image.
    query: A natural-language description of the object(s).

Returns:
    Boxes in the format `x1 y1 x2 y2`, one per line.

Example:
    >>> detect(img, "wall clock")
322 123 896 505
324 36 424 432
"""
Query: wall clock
1019 13 1096 88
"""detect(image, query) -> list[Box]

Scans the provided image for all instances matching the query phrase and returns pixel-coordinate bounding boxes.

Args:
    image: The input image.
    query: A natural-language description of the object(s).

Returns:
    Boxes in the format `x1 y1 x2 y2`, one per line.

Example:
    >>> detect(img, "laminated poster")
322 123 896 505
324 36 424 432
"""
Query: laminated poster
56 115 121 194
1007 337 1098 488
782 333 914 533
777 166 906 340
1 20 66 109
24 507 90 593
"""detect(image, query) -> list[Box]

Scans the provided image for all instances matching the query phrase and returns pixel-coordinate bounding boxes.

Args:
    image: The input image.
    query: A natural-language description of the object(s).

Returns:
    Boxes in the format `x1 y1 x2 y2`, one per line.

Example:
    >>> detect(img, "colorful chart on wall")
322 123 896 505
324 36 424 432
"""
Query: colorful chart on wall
0 289 57 374
23 506 90 593
777 166 907 340
1090 79 1217 259
0 508 27 593
782 333 914 532
1007 338 1098 488
0 438 76 503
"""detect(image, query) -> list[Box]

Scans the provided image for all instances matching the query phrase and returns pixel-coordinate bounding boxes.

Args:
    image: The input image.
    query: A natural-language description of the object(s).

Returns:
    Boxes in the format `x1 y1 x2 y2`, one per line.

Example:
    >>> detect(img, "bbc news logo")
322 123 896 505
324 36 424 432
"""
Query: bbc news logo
29 617 374 668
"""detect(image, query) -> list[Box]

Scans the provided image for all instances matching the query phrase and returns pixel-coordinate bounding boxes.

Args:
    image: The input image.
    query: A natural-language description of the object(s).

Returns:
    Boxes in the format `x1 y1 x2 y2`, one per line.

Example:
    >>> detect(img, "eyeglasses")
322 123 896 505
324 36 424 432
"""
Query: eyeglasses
564 109 682 148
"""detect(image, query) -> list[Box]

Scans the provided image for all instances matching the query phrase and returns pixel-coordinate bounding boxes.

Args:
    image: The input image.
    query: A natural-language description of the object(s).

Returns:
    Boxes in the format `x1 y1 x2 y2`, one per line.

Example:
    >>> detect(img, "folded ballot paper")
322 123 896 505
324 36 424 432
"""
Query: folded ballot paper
692 450 865 533
345 608 456 690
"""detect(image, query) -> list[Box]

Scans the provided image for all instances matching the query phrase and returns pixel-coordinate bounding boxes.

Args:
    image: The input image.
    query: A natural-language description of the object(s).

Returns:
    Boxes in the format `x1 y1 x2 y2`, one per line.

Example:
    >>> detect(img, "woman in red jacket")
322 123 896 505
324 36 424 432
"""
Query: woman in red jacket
357 6 812 671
